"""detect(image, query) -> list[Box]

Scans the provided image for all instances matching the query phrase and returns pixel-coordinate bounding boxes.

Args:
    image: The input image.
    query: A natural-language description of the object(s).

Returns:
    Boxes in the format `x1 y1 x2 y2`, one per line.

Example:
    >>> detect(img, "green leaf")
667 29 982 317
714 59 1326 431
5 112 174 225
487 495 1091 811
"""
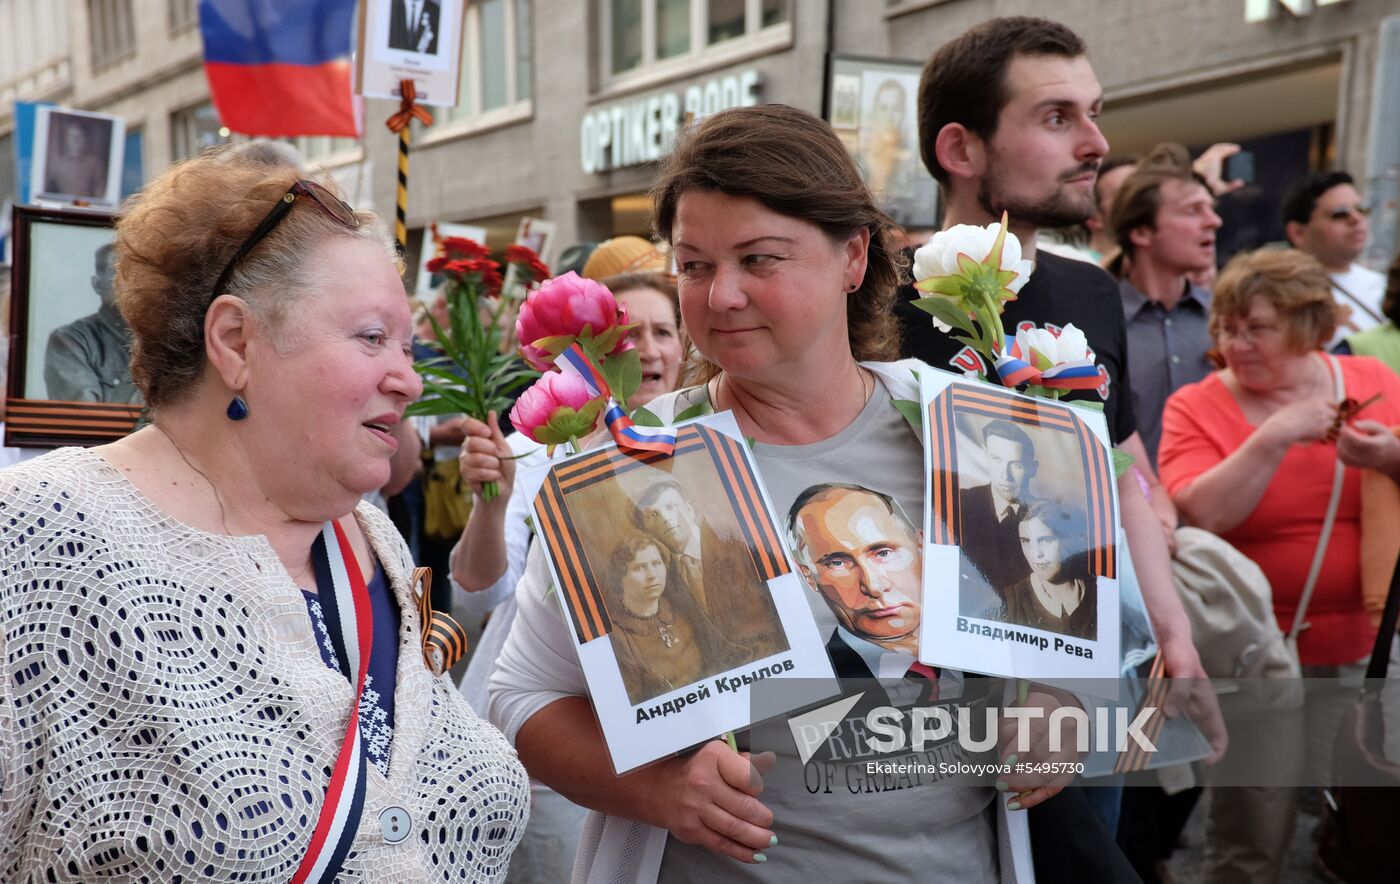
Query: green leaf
530 334 576 356
599 347 641 405
674 400 713 423
1068 399 1104 413
630 405 664 427
416 363 471 384
1111 448 1136 479
912 297 977 336
892 398 924 434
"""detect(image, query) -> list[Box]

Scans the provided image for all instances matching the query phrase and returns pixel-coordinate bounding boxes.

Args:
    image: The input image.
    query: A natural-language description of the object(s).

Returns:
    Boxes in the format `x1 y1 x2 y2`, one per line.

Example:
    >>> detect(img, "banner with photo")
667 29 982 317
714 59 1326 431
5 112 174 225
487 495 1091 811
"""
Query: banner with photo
824 55 939 230
29 106 125 208
357 0 467 106
521 412 838 774
919 372 1121 689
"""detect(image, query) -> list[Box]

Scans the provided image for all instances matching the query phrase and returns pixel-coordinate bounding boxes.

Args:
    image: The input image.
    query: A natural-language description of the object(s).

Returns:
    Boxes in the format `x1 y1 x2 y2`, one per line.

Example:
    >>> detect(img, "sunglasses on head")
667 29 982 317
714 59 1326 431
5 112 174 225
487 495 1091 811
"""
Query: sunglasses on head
210 179 359 301
1323 204 1370 222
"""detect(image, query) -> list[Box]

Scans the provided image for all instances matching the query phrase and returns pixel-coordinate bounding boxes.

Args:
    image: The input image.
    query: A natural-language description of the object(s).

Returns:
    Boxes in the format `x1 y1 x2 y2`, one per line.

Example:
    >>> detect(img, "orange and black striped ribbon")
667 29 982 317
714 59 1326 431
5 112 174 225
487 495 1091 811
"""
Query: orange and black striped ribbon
410 567 468 675
1113 653 1170 773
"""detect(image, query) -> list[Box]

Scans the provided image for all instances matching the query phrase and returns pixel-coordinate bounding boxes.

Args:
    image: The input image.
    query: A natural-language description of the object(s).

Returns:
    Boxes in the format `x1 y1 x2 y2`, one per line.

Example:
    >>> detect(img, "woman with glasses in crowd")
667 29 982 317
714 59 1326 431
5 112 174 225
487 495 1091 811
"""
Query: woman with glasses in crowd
1159 247 1400 882
0 145 527 882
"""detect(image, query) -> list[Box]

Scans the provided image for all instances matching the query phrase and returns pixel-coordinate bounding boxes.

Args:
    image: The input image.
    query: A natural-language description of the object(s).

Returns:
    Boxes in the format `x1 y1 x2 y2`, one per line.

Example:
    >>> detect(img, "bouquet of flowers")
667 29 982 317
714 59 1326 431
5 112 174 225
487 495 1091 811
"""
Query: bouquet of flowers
406 232 551 498
911 212 1099 400
508 271 666 456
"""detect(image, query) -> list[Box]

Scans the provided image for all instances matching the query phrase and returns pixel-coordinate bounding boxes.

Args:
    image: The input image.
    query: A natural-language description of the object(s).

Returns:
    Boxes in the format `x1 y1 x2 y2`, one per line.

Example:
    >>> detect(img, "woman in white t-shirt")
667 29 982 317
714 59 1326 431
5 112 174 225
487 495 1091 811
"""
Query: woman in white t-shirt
486 106 1103 884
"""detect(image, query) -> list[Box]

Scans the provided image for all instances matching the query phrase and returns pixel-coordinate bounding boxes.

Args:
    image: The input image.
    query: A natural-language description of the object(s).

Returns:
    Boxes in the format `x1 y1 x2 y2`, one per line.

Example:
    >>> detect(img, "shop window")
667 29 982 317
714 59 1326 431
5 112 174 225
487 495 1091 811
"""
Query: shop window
170 101 231 161
167 0 198 33
602 0 790 85
430 0 533 134
88 0 136 71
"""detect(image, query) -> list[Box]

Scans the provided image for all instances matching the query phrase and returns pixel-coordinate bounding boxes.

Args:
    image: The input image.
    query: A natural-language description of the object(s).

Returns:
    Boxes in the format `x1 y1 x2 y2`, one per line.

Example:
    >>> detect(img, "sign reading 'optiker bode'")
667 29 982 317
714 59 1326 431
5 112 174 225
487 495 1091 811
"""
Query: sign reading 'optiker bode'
580 69 762 174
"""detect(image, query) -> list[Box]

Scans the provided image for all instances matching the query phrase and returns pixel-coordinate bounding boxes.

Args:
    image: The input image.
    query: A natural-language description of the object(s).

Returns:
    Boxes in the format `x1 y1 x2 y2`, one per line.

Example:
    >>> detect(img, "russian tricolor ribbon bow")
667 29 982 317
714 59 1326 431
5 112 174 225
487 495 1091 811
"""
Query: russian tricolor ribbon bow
993 340 1102 392
556 343 678 455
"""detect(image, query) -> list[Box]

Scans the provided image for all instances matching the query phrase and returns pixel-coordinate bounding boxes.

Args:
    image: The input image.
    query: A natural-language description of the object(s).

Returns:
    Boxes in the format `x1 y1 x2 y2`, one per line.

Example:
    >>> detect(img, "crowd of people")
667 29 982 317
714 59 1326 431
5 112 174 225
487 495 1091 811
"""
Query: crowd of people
1 12 1398 884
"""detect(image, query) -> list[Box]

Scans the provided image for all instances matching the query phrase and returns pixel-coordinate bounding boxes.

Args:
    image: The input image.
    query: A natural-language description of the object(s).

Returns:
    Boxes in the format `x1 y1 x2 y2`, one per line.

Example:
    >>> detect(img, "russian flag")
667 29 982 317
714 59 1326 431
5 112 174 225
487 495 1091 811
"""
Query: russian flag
200 0 359 138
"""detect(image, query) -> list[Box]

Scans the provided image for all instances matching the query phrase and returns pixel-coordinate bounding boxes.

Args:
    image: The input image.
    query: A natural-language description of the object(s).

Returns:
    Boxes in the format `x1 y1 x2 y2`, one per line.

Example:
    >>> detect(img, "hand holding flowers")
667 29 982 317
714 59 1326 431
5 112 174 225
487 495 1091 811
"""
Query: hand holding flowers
407 232 551 499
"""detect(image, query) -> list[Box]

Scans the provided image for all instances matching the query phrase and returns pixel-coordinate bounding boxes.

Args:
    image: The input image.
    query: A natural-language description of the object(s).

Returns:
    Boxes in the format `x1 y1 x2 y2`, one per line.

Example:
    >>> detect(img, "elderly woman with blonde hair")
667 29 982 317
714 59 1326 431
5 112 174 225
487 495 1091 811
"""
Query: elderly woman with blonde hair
0 146 527 881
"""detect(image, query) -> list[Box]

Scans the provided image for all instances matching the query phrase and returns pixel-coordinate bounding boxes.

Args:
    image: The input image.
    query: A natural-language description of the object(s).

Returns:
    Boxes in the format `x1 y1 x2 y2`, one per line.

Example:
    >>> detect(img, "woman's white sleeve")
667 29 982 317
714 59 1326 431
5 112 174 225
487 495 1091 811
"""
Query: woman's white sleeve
449 437 542 620
487 540 588 743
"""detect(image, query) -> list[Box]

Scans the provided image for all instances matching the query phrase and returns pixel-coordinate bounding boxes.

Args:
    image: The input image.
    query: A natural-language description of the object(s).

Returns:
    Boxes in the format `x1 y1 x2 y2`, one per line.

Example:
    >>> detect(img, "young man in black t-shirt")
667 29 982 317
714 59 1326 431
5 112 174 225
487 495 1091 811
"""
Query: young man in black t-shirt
903 18 1226 790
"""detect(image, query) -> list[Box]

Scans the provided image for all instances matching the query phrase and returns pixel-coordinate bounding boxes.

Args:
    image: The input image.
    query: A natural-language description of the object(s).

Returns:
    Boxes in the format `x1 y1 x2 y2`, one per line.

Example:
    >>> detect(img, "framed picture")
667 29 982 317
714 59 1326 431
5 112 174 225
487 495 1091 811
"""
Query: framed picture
521 413 838 773
5 204 142 448
29 106 125 207
919 372 1121 688
357 0 467 106
414 221 487 298
823 55 939 230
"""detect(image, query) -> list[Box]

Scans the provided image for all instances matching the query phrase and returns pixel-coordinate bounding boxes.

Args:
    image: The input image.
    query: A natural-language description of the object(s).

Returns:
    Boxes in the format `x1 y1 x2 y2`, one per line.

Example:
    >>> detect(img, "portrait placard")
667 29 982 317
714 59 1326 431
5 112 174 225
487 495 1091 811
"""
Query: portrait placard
5 205 142 449
29 106 124 208
824 56 938 229
357 0 466 106
919 373 1121 688
521 413 838 774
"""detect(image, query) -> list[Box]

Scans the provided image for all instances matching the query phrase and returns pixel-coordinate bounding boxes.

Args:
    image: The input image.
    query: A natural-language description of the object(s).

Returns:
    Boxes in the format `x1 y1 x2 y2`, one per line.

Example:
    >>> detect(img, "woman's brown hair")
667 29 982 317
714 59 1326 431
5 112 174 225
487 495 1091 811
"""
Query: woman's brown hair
115 144 393 409
1209 248 1341 353
650 104 906 382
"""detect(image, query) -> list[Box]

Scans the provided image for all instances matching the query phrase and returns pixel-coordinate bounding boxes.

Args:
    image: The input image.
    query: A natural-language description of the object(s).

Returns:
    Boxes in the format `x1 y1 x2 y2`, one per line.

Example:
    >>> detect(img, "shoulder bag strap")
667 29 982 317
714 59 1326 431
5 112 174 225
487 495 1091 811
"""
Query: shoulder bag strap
1365 545 1400 684
1330 277 1384 326
291 520 374 884
1288 354 1347 643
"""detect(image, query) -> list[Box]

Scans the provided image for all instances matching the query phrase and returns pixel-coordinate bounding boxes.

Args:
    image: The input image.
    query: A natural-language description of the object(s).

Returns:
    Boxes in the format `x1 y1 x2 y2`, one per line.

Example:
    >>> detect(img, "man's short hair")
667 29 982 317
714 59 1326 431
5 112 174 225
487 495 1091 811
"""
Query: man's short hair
1280 170 1355 227
982 419 1036 457
917 17 1087 185
629 474 685 529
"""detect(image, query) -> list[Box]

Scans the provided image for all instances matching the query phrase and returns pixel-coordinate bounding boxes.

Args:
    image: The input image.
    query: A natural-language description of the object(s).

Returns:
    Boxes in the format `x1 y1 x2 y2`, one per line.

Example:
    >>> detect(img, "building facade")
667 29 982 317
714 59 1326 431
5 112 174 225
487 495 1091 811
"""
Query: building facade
3 0 1397 275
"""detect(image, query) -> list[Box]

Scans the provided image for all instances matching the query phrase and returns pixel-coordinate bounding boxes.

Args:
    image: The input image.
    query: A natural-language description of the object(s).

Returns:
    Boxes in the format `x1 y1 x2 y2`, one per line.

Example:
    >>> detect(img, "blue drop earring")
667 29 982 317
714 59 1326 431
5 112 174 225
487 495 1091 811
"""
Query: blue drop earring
226 394 249 421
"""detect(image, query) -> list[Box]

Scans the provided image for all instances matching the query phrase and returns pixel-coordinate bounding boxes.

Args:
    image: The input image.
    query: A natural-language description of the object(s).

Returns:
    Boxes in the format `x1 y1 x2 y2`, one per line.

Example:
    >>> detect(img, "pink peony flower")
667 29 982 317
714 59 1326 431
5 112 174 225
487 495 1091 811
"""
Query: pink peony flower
515 271 631 371
509 371 606 446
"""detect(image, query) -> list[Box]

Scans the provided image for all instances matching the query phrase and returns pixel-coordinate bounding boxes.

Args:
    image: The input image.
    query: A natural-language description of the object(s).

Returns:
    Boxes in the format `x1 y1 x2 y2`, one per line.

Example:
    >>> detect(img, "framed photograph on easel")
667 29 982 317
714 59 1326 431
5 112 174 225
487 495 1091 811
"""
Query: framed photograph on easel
5 204 142 448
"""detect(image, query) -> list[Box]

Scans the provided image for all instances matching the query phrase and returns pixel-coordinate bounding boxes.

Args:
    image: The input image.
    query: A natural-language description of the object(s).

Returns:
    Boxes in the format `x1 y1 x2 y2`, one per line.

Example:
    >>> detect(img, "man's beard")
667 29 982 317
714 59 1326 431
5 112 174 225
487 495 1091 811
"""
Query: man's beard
977 161 1098 229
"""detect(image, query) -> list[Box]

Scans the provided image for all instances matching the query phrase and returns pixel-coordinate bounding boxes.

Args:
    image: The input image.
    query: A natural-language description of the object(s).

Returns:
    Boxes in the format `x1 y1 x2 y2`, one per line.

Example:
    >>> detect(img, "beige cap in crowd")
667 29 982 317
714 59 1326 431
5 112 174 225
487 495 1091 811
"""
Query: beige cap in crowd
581 236 669 280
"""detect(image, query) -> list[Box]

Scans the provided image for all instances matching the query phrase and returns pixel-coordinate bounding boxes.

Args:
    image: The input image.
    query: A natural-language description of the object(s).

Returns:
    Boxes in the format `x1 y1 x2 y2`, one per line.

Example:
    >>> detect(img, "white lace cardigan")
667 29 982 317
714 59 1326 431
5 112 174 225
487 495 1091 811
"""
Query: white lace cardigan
0 447 529 882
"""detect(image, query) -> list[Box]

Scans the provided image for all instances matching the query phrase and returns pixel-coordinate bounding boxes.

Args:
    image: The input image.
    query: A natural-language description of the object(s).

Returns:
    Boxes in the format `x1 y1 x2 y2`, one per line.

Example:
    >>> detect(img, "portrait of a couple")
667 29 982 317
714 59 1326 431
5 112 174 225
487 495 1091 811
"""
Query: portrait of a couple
605 473 788 706
957 418 1098 641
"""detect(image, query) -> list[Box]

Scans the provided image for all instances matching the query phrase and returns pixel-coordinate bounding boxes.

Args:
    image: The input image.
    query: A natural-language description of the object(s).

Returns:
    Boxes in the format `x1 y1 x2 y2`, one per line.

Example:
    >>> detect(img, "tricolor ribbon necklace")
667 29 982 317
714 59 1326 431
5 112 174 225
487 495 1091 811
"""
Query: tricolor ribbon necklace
290 521 373 884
